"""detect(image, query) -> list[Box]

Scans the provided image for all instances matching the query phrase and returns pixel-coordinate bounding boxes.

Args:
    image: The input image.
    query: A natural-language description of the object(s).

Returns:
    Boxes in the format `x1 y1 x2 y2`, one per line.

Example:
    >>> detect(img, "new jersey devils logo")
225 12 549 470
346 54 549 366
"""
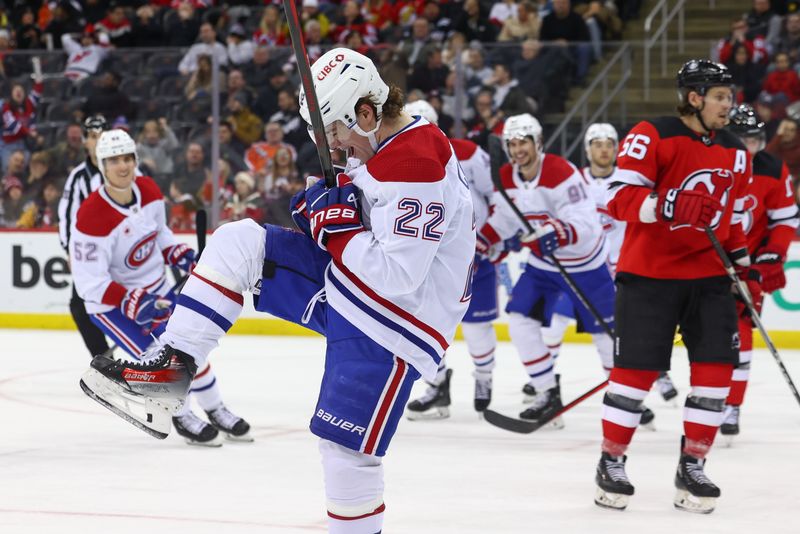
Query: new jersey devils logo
125 231 157 269
740 194 758 234
672 168 733 230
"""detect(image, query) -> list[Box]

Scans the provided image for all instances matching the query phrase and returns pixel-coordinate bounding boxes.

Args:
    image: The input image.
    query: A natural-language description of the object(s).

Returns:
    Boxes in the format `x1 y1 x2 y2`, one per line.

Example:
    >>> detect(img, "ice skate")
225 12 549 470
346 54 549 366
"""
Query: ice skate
639 405 656 431
173 411 223 447
719 405 740 447
519 377 563 429
473 372 492 414
656 372 679 405
80 344 196 439
207 404 254 442
521 382 537 404
407 369 452 420
595 452 635 511
674 441 720 514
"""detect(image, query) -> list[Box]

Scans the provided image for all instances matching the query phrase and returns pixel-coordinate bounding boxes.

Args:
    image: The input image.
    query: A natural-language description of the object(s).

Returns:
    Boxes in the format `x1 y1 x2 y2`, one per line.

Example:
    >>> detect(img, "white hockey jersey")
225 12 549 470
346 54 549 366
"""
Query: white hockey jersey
61 34 110 82
581 166 625 271
481 154 608 273
69 176 181 315
325 118 476 382
451 138 493 229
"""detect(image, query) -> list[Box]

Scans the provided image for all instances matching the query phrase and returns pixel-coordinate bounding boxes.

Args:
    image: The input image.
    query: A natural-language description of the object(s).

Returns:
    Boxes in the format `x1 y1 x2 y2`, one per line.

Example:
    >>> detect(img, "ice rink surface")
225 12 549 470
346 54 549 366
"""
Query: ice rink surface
1 329 799 534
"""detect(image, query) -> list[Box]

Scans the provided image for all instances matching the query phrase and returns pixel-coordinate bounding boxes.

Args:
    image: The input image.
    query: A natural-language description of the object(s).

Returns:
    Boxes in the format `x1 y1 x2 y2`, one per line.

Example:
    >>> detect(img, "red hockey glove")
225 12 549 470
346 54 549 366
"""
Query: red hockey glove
656 189 722 228
162 243 196 274
752 248 786 293
521 218 576 257
476 224 502 258
733 268 763 321
305 173 363 252
121 288 173 327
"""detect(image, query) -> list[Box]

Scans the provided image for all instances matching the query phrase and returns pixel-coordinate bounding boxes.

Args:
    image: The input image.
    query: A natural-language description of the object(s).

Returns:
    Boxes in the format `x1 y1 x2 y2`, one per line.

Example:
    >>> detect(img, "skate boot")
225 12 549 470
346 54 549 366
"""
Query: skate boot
656 372 679 404
80 344 197 439
207 404 254 442
674 439 721 514
719 405 740 447
407 369 452 420
639 405 656 430
595 452 635 510
473 372 492 414
519 376 563 428
173 411 223 447
522 382 537 404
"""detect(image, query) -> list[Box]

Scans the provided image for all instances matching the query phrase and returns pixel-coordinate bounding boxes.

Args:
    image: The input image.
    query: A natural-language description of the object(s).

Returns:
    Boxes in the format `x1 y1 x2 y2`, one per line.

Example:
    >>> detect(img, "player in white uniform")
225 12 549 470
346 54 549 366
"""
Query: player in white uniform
70 129 252 446
403 100 499 418
476 114 616 425
79 49 475 534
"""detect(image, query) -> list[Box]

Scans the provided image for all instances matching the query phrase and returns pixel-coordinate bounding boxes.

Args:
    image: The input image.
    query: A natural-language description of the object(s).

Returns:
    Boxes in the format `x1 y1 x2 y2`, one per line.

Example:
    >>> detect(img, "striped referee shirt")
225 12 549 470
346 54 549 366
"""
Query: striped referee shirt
58 158 103 251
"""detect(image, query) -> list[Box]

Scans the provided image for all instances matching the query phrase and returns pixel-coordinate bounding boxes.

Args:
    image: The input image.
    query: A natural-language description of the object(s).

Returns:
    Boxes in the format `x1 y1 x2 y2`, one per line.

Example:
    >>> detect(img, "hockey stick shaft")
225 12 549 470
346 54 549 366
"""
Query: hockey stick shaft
282 0 335 187
704 226 800 406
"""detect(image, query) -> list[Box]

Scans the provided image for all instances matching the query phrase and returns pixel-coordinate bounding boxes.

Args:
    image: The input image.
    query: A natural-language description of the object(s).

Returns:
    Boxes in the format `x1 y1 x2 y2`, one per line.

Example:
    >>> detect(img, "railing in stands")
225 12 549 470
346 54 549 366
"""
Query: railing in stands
643 0 687 100
543 43 632 163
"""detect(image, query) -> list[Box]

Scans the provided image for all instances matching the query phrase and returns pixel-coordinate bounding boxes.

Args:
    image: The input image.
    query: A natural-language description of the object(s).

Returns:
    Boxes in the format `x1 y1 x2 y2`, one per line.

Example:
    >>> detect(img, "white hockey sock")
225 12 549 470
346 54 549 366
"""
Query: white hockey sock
542 313 570 359
462 321 497 374
509 313 556 391
592 333 614 376
432 359 448 385
189 363 223 411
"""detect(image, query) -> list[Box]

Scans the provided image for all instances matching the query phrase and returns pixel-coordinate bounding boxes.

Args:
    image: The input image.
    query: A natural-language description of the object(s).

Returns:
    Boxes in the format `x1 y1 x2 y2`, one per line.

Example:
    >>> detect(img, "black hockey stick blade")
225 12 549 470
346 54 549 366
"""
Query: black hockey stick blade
282 0 335 187
195 208 207 258
79 379 168 439
484 379 609 434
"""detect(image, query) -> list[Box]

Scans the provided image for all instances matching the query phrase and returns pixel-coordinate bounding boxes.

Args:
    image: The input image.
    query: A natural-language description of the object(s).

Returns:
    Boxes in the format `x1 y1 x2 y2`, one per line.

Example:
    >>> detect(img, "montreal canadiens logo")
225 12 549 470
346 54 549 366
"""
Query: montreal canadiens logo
671 168 733 230
125 231 157 269
740 194 758 234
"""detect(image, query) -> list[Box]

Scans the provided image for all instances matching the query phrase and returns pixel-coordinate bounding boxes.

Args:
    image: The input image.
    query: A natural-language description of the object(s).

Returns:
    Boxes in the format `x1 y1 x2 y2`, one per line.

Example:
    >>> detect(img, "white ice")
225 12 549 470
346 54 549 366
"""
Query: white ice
1 329 799 534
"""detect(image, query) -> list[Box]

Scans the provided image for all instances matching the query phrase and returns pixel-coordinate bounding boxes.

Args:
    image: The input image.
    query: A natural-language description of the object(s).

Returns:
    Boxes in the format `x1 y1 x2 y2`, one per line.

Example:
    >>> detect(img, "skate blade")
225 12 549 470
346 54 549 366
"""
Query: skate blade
720 434 735 448
673 489 716 514
594 487 629 511
639 421 657 432
224 432 255 443
406 407 450 421
522 394 536 404
80 369 181 440
182 434 224 447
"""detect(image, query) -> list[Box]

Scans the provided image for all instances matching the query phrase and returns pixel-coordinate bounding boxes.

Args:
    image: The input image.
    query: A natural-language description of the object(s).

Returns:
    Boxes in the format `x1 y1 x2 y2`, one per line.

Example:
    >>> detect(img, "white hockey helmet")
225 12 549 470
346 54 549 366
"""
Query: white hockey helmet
404 99 438 125
96 129 138 180
502 113 542 157
299 47 390 150
584 123 618 161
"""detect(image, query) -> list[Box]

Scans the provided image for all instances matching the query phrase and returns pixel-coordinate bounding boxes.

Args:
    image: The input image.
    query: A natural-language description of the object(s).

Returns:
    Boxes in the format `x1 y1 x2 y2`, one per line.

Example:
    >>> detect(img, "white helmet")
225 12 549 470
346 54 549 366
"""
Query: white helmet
502 113 542 157
584 123 618 161
299 47 390 150
96 129 138 180
404 99 438 125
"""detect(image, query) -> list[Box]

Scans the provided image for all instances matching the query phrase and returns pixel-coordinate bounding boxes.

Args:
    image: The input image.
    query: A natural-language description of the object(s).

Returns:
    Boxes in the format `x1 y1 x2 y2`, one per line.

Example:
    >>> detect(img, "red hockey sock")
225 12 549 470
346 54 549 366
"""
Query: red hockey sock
601 367 659 455
683 362 733 458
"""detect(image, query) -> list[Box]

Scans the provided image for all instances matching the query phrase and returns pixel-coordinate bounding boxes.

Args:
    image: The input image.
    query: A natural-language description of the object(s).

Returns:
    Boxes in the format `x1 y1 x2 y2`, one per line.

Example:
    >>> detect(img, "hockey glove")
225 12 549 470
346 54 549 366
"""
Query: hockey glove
656 189 722 228
476 224 502 258
521 218 576 257
290 187 313 239
162 243 196 274
733 268 764 320
305 173 364 252
752 248 786 293
121 288 173 327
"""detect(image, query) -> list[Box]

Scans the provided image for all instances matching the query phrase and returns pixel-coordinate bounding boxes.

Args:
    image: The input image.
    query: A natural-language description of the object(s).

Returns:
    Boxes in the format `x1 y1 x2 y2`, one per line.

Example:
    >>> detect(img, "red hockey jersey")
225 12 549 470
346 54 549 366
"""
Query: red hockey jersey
608 116 751 279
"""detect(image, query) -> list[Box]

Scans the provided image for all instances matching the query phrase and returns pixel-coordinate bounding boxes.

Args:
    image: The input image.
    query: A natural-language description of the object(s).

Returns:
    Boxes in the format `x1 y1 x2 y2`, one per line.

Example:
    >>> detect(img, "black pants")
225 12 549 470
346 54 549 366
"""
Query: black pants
69 284 109 357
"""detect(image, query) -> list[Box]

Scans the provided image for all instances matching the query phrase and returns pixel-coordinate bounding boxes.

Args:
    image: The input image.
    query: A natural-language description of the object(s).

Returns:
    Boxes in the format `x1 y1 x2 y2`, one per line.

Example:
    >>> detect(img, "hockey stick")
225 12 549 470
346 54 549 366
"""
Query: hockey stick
282 0 335 187
704 226 800 406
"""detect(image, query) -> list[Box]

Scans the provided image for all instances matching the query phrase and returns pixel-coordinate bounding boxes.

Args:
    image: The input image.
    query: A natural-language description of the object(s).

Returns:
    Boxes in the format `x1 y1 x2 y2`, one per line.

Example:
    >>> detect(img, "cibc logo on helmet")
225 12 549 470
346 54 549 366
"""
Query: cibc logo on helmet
317 53 346 81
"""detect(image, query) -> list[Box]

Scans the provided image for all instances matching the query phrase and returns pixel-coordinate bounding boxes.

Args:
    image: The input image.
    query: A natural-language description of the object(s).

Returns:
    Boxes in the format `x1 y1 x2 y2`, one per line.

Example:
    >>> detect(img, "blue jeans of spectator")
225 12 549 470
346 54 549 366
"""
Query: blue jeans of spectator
570 43 593 83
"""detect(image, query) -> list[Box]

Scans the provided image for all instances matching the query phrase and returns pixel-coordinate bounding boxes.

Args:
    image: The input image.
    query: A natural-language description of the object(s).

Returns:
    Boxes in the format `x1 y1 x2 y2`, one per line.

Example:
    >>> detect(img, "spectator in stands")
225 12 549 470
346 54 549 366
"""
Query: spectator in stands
17 180 61 229
268 88 306 149
540 0 592 84
766 116 800 176
771 13 800 65
179 22 228 76
95 2 132 47
168 180 201 231
377 48 410 93
263 147 303 228
466 88 504 149
200 158 234 210
226 91 263 146
755 91 783 140
1 78 42 172
397 18 433 67
0 28 29 79
15 8 44 50
344 30 376 61
242 46 275 89
253 5 287 47
409 45 450 94
172 142 211 200
763 51 800 103
300 0 332 40
81 70 136 123
23 151 56 202
575 0 623 45
227 23 254 66
218 120 247 174
364 0 399 40
462 44 494 94
165 1 200 48
421 1 453 42
727 42 765 103
137 118 180 178
499 1 542 42
718 19 758 65
46 123 85 178
61 28 110 83
253 66 292 120
513 38 572 111
488 62 537 116
130 4 164 47
185 54 221 101
453 0 498 42
746 0 782 44
226 69 257 107
45 3 83 51
303 19 329 63
333 0 378 45
220 171 265 224
1 176 25 227
245 122 297 183
5 150 27 181
490 0 520 27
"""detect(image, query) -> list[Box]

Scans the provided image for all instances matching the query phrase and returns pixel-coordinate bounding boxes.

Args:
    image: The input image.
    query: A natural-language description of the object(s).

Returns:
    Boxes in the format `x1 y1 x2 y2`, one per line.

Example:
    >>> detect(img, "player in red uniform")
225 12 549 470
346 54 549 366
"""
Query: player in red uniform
721 104 800 444
594 60 752 514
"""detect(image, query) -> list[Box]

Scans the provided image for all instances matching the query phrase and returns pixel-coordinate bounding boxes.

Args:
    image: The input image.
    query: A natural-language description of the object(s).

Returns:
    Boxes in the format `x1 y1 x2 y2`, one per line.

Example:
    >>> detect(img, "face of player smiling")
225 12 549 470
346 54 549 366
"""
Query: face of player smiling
507 137 540 173
103 154 136 190
696 86 734 131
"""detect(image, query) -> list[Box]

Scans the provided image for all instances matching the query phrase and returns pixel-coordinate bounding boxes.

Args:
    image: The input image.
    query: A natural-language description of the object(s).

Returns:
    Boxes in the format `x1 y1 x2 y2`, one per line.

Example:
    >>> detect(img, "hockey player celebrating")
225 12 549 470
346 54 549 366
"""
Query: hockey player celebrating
475 113 616 426
403 99 499 418
722 104 799 444
595 60 751 513
80 49 475 533
70 129 252 446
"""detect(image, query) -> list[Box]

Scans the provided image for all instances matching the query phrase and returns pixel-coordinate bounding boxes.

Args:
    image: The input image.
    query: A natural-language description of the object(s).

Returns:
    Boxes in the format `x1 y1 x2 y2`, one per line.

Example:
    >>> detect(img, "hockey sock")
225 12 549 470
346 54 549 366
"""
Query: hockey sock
320 440 385 534
591 333 614 376
601 367 659 456
683 362 733 458
189 362 223 411
542 313 570 359
509 313 555 390
432 359 448 386
727 320 752 406
462 321 497 374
